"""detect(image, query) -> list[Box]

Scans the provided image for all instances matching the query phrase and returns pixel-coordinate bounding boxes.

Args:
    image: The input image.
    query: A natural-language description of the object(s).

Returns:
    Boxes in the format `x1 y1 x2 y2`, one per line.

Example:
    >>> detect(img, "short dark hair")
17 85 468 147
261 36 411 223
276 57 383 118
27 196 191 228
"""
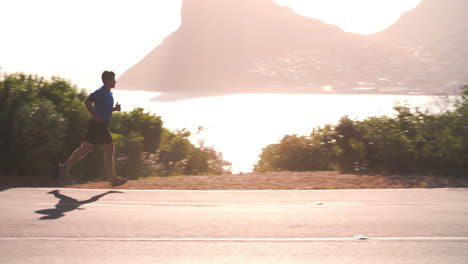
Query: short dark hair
101 71 115 83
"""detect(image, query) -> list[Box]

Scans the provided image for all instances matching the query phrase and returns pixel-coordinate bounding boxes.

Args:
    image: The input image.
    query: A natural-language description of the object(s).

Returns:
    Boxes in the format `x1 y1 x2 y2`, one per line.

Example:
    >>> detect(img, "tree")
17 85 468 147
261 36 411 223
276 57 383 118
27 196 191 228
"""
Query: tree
111 108 163 153
1 71 232 183
11 101 67 175
254 133 332 172
255 87 468 177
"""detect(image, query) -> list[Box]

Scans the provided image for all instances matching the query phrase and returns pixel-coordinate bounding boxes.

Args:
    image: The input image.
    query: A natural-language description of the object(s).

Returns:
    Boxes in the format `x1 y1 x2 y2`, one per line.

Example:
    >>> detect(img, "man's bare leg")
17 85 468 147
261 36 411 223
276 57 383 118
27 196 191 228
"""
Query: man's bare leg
100 143 127 187
99 143 118 181
65 141 94 172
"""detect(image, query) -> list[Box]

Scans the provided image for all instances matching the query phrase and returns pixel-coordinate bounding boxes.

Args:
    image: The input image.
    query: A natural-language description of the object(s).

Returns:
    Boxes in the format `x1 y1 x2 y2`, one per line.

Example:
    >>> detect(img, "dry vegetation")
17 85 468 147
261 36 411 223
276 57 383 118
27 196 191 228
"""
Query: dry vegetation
64 171 468 190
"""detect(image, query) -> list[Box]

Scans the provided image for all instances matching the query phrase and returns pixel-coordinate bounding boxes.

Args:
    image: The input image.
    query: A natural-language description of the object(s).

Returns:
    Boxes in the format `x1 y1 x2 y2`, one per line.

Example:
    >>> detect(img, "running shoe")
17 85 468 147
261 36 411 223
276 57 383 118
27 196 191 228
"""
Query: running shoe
111 178 129 187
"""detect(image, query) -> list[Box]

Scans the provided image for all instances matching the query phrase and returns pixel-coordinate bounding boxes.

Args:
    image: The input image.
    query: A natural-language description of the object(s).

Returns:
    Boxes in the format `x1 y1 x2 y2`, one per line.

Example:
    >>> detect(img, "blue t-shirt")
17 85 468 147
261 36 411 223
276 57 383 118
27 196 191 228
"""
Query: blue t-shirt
87 86 114 125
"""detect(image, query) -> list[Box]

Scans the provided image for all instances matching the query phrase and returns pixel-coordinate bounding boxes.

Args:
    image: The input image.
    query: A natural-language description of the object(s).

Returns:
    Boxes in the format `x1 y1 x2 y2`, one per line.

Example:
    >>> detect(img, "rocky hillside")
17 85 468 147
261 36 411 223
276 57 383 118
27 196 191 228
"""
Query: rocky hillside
118 0 468 101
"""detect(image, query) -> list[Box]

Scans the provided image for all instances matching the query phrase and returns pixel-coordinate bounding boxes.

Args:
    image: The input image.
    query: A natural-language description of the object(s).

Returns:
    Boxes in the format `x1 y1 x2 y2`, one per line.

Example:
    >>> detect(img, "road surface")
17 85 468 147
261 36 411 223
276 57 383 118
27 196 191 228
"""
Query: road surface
1 187 467 263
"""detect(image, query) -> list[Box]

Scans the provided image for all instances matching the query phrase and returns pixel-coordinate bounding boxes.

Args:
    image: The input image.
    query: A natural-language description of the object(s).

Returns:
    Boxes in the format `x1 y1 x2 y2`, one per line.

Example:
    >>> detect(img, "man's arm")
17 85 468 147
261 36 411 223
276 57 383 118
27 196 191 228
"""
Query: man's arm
84 97 103 123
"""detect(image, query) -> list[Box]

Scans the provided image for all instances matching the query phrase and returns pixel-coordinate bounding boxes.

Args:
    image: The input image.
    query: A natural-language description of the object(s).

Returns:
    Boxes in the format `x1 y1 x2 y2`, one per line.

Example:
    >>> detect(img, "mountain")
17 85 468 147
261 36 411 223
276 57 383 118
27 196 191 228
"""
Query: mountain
370 0 468 94
117 0 468 101
374 0 468 46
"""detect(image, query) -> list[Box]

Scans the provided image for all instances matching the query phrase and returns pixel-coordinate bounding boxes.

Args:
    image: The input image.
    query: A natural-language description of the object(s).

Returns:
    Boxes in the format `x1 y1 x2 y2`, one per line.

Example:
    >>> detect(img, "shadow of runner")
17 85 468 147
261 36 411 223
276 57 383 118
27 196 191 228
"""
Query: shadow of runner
35 190 123 220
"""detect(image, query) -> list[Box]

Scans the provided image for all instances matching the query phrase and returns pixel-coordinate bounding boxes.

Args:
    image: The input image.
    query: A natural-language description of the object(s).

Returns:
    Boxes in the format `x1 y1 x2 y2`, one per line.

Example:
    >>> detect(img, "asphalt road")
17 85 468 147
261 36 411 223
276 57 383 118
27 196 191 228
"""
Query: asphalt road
1 187 467 263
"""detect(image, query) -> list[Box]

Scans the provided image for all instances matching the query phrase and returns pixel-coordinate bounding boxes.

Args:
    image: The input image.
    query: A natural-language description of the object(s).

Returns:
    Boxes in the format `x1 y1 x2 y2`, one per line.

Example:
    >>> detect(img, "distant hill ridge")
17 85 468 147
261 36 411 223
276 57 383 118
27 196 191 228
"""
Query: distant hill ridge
118 0 468 101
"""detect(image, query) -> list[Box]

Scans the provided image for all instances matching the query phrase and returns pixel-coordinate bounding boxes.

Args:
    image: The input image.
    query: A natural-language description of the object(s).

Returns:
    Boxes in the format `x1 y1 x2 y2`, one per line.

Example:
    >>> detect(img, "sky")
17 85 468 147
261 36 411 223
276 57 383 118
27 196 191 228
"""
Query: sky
0 0 421 90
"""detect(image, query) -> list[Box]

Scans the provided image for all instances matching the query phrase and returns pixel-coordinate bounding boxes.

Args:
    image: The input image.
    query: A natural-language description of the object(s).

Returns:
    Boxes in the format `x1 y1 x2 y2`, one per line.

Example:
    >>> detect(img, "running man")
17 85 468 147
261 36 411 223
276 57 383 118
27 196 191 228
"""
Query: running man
58 71 127 187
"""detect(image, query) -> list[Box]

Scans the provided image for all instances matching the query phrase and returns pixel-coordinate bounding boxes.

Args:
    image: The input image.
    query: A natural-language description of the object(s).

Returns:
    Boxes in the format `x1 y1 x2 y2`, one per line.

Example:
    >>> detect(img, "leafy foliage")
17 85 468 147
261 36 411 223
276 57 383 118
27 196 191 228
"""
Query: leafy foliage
254 133 332 172
138 128 231 176
0 73 88 175
11 101 67 175
0 72 231 183
255 87 468 177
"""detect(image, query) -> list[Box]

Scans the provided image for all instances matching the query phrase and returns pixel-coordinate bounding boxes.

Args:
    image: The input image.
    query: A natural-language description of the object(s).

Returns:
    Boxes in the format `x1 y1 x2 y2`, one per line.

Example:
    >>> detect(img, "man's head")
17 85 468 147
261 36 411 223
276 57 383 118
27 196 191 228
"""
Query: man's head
102 71 116 89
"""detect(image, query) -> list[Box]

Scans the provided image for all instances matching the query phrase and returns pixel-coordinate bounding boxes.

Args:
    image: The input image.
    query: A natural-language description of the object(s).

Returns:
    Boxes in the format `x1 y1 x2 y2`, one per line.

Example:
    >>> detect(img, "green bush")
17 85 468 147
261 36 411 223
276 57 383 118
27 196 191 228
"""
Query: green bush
0 72 231 183
255 133 332 172
11 101 67 175
255 87 468 177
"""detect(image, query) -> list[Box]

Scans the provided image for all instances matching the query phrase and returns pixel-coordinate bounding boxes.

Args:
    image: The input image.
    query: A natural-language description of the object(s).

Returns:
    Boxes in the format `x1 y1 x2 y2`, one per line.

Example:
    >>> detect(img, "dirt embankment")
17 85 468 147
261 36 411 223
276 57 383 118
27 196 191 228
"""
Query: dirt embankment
66 171 468 190
2 171 467 190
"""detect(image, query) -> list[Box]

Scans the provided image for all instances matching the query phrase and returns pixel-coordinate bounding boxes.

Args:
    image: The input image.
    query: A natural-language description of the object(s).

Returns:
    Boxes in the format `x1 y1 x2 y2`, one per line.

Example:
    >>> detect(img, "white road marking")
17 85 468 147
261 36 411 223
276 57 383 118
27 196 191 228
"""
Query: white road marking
13 187 448 192
9 188 342 192
257 203 364 207
35 202 365 208
374 237 468 241
36 203 151 207
1 237 468 242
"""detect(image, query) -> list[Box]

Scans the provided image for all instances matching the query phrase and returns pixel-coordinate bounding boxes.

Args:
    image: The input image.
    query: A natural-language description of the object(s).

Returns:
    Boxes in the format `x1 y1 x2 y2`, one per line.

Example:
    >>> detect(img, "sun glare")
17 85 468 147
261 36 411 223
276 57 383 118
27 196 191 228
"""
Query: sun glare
275 0 422 34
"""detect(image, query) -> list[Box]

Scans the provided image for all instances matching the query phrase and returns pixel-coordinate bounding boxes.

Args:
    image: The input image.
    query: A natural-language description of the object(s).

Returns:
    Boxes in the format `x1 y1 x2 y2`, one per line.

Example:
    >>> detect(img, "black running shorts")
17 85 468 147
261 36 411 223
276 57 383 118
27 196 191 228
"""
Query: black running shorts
84 119 113 145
